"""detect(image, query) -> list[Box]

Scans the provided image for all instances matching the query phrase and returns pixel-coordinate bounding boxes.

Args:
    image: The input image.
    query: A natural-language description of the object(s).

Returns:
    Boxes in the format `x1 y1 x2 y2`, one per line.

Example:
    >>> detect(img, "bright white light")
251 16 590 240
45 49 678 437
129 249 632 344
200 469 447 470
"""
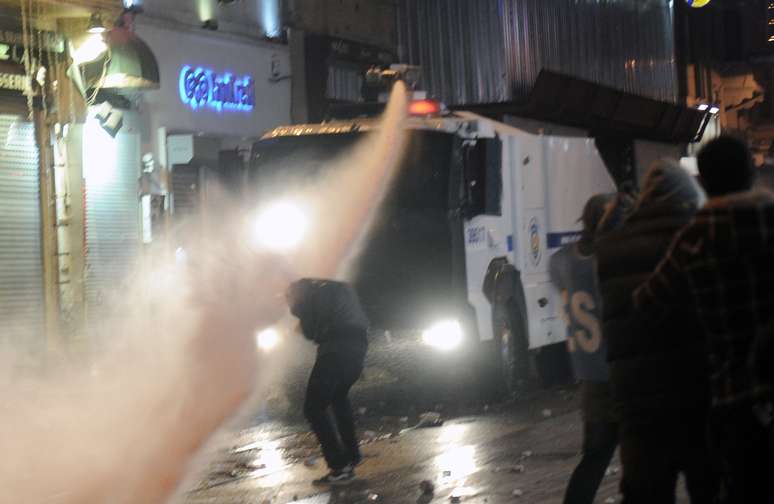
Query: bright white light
250 201 309 252
697 103 709 111
422 319 464 351
175 247 188 264
72 35 107 65
260 0 282 38
256 327 280 351
197 0 216 23
83 112 117 188
436 445 477 480
709 106 720 114
438 424 468 444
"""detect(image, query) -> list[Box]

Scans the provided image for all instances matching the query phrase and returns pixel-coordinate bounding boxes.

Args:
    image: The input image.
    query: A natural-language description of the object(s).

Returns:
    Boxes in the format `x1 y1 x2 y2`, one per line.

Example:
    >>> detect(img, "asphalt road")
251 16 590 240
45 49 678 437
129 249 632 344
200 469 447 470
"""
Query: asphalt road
180 387 667 504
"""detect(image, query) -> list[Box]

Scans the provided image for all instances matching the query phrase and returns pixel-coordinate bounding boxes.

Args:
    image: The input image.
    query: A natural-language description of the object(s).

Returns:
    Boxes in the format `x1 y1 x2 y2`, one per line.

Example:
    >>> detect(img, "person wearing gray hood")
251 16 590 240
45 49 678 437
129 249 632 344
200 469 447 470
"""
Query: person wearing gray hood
287 278 369 486
595 160 717 503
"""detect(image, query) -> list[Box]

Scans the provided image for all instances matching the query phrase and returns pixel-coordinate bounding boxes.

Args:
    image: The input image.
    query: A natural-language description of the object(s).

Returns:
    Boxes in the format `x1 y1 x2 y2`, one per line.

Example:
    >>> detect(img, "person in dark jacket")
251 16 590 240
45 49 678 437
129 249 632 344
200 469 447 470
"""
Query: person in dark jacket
634 136 774 503
596 159 714 503
287 278 369 486
551 193 618 504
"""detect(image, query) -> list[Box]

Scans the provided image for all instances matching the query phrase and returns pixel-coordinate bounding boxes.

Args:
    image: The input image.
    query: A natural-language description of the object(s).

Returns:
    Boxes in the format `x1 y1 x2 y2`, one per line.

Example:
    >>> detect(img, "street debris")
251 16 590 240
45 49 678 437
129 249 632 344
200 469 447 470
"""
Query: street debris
521 450 533 458
400 412 444 434
605 466 620 476
604 498 616 504
358 407 368 416
364 430 377 440
419 480 435 495
541 409 553 418
417 412 444 428
450 487 475 502
367 493 380 501
512 489 523 497
495 464 524 474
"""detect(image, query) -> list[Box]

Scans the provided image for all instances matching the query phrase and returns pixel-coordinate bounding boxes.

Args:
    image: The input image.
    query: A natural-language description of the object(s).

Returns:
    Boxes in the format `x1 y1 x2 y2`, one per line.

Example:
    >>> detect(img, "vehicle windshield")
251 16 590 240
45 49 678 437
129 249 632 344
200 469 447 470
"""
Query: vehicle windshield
249 129 463 329
249 130 453 211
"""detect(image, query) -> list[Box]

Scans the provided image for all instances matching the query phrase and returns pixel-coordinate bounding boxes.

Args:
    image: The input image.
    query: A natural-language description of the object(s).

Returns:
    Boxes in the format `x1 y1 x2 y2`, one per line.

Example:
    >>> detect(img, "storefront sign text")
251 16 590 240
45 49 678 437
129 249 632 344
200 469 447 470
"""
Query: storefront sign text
179 65 255 112
0 72 26 92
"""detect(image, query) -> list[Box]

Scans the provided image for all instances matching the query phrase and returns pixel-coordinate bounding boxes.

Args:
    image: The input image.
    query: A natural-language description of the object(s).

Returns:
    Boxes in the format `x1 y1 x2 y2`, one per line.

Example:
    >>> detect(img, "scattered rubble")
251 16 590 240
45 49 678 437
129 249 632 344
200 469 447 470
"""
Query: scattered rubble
400 412 444 434
512 489 523 497
541 409 553 418
417 412 444 428
495 464 524 474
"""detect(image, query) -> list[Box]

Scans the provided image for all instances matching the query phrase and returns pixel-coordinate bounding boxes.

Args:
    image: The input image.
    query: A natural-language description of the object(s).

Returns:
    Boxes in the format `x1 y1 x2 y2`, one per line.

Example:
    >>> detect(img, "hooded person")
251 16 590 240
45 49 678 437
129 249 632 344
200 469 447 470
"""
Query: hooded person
550 193 618 504
634 136 774 502
287 278 369 486
595 160 716 503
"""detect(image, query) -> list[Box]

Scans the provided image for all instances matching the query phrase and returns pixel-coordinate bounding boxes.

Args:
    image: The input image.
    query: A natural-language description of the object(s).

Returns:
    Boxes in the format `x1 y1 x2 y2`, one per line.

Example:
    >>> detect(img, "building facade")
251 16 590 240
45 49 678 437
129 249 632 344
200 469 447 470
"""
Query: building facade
0 0 291 355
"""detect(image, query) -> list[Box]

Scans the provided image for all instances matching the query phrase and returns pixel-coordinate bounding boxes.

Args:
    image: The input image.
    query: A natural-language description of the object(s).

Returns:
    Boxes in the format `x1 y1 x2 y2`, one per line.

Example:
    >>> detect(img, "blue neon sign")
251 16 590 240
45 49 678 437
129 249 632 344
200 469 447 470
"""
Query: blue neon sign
179 65 255 112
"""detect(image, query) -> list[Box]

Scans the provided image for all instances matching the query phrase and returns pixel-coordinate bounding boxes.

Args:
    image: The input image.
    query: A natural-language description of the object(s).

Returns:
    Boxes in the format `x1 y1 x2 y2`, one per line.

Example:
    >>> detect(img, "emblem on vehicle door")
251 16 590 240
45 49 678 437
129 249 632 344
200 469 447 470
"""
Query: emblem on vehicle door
529 217 541 266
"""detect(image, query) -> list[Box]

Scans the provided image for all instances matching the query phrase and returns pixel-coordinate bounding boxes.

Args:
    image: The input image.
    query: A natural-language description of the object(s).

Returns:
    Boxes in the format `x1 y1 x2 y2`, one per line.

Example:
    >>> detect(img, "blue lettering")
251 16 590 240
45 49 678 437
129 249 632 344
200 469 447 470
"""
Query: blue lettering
179 65 255 113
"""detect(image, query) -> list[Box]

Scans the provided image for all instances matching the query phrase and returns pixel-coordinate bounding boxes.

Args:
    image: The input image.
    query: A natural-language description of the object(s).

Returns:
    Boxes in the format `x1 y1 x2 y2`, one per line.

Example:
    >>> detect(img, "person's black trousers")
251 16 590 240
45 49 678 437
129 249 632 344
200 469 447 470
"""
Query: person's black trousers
304 345 366 471
563 420 618 504
711 403 774 504
619 409 717 504
564 382 619 504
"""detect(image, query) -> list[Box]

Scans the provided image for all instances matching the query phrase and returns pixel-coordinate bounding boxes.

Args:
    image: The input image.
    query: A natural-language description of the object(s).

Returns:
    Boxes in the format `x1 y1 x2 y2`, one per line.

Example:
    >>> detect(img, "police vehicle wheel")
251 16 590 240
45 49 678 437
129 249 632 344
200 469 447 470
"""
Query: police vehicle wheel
493 300 530 397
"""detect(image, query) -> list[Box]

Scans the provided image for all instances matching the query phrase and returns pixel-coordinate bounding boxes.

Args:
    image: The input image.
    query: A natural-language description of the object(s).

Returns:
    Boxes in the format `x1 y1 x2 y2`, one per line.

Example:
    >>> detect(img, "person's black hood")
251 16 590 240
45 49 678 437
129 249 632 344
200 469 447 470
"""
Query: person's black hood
287 279 369 344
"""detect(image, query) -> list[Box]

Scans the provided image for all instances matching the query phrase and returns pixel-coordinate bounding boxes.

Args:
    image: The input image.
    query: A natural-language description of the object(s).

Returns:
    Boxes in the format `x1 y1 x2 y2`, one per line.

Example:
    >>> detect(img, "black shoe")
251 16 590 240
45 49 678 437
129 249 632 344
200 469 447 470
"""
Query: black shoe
312 466 355 486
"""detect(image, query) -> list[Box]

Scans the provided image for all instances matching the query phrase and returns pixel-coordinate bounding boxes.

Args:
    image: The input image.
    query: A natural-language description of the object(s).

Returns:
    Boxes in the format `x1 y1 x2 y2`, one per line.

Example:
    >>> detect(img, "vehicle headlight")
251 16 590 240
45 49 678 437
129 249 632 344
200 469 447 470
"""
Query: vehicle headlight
249 200 308 252
421 319 464 351
256 327 281 351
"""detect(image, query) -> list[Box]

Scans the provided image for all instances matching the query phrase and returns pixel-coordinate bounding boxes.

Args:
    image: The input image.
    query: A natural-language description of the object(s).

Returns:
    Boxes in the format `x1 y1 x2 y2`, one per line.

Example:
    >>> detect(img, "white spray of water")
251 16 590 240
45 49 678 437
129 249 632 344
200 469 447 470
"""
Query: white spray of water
286 81 409 279
0 83 409 503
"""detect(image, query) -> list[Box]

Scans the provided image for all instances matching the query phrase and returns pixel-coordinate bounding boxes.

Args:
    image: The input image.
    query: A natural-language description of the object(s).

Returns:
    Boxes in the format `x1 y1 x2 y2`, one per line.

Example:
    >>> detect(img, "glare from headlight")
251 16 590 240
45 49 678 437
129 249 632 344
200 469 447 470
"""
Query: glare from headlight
250 200 308 252
256 328 281 351
422 319 463 351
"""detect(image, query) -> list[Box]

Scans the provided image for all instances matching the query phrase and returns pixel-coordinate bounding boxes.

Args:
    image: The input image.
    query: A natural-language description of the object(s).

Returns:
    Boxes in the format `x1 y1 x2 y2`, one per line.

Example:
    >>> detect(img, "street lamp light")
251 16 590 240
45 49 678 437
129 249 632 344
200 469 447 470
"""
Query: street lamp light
88 13 106 34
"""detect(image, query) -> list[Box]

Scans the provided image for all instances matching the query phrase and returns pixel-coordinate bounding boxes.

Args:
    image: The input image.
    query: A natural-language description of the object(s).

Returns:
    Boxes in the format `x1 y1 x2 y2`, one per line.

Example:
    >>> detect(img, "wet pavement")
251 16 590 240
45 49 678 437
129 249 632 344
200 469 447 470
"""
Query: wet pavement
182 386 690 504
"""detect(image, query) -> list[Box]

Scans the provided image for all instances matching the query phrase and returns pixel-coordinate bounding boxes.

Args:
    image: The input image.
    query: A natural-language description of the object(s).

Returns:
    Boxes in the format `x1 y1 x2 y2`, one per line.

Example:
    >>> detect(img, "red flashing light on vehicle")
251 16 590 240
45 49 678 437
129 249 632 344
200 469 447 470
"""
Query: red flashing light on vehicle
409 99 442 116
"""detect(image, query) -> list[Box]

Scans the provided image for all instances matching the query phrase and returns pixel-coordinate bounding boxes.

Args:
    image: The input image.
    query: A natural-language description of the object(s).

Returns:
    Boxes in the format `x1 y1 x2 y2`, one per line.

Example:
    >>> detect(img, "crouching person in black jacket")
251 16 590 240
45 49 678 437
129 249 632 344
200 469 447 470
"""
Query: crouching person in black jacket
287 279 369 486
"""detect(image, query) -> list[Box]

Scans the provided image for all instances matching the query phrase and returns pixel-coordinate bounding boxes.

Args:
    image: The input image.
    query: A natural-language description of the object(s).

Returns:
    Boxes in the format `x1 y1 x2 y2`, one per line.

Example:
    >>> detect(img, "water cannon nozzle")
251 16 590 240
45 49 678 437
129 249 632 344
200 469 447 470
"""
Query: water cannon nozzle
365 64 421 91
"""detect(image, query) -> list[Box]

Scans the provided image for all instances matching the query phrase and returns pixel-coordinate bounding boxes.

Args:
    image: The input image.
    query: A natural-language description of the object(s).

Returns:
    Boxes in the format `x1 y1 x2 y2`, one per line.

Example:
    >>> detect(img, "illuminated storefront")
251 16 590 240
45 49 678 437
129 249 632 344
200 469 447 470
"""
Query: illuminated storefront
133 18 290 226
